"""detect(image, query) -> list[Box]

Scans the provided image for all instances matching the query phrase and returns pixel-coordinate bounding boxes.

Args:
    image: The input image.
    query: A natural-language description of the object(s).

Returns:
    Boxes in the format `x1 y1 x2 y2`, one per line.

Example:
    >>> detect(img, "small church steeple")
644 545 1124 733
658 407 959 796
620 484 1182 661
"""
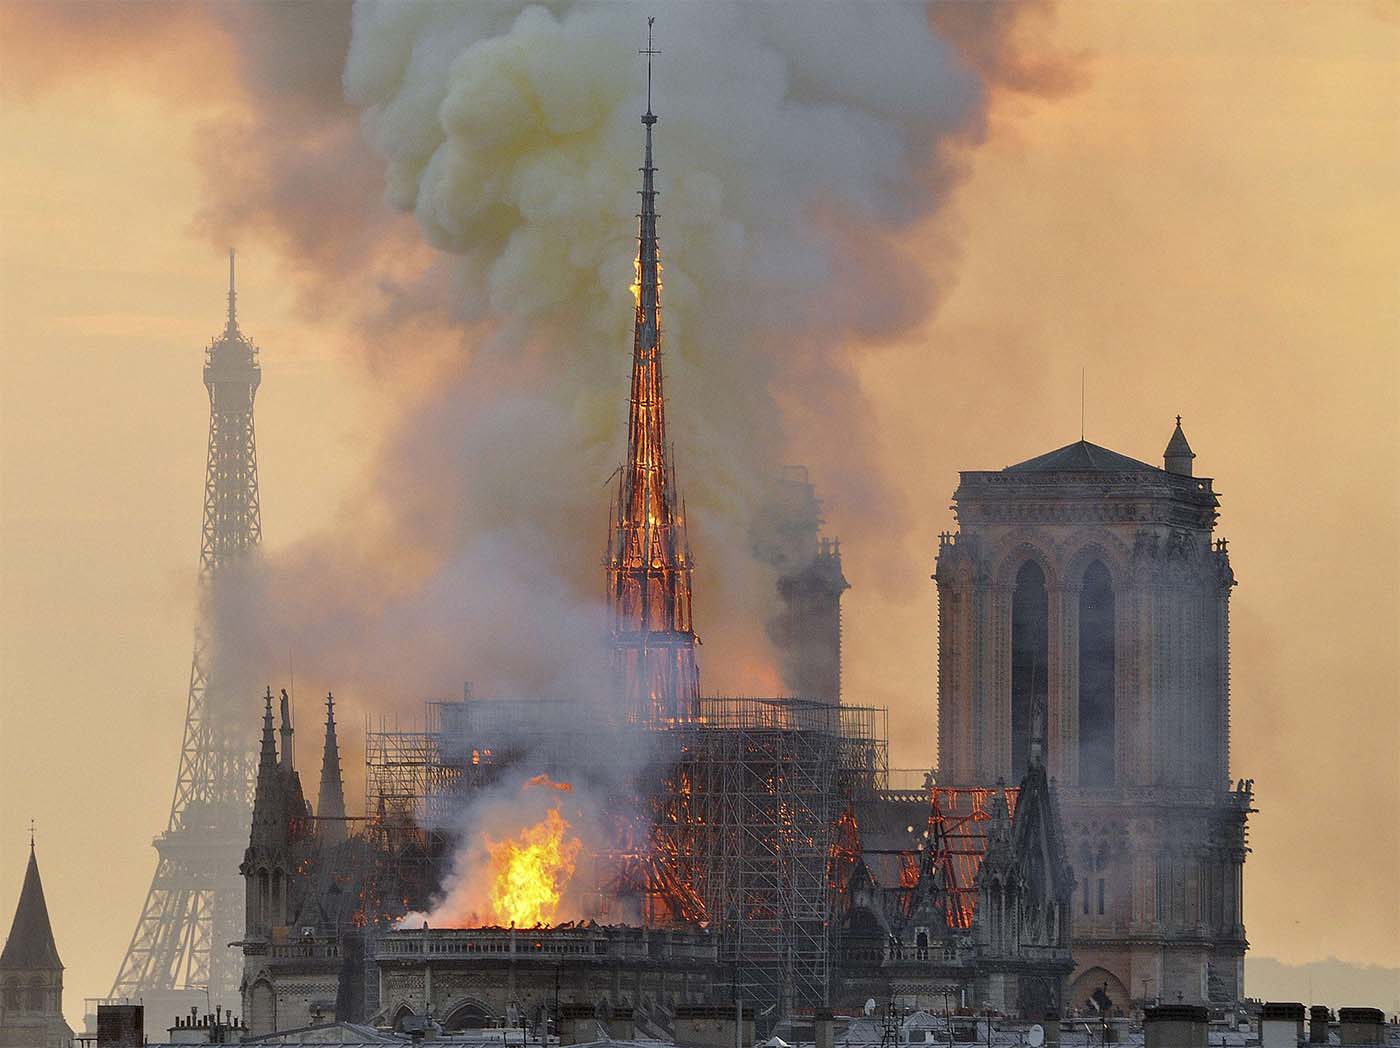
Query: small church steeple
0 837 72 1048
1164 415 1196 476
317 692 348 848
1 840 62 972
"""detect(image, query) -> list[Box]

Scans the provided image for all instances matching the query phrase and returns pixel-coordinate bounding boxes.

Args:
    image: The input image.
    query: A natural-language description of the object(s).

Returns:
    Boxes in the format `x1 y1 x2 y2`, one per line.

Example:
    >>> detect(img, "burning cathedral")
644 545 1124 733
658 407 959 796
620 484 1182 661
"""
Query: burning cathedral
232 44 1251 1041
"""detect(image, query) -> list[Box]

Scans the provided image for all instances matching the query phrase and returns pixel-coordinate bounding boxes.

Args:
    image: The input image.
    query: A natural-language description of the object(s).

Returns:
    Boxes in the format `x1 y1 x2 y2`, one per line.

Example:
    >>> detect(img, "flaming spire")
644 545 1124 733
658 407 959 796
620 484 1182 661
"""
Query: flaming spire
605 18 699 725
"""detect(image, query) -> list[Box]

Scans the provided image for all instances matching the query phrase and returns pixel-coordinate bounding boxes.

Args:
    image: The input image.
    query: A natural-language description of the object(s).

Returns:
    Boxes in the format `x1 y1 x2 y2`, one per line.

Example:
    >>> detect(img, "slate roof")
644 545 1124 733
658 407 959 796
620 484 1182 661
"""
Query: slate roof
1005 439 1159 474
0 847 63 970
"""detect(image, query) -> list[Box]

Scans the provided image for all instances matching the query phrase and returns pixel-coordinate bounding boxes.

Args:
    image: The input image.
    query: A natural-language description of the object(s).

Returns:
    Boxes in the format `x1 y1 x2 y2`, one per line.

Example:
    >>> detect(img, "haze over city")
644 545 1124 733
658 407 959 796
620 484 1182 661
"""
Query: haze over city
0 0 1396 1035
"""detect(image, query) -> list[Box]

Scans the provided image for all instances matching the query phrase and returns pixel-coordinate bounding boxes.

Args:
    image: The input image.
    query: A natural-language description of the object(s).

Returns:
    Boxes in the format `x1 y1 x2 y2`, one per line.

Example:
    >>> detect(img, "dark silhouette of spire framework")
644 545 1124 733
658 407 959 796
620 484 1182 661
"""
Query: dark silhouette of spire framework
111 252 262 1016
606 20 699 725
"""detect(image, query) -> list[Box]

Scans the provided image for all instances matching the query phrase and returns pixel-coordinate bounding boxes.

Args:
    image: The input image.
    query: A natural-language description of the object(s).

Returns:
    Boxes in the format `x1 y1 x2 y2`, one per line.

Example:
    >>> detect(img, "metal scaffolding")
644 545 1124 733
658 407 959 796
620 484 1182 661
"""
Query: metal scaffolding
361 694 888 1017
652 697 887 1012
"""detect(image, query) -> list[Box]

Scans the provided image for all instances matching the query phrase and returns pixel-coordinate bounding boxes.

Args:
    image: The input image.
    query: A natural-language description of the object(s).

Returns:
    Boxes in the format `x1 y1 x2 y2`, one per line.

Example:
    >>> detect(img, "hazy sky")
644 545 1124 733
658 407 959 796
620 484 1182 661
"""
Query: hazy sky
1 2 1396 1028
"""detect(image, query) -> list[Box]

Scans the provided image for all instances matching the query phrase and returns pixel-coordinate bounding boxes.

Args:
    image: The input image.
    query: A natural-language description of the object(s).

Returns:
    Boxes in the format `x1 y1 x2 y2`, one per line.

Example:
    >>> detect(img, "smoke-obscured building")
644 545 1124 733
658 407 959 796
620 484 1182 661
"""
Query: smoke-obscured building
230 39 1086 1039
751 466 850 705
933 425 1254 1010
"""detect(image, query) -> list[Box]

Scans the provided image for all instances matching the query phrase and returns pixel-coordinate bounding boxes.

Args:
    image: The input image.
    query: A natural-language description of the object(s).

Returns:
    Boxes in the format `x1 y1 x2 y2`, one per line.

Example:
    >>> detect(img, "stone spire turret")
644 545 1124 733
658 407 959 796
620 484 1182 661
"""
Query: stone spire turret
317 692 348 848
0 841 73 1048
1 843 62 972
243 687 311 942
1164 415 1195 476
253 687 279 808
278 688 294 772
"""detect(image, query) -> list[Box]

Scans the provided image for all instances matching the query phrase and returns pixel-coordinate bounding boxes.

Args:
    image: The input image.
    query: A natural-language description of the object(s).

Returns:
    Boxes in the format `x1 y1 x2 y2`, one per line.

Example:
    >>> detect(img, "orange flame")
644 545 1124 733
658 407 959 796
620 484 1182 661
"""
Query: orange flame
525 773 573 793
485 807 582 927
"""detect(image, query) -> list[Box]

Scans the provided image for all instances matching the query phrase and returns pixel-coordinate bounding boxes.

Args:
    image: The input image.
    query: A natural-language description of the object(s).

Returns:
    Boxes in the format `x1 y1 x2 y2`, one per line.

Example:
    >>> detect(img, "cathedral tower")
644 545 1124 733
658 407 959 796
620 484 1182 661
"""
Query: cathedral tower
605 21 700 725
933 424 1253 1008
0 841 73 1048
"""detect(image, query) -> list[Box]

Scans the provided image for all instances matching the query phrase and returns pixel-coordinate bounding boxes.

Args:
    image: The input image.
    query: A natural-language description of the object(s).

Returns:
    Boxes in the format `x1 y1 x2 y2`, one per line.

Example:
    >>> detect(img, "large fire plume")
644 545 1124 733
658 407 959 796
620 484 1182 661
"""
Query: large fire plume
485 806 582 927
401 772 586 930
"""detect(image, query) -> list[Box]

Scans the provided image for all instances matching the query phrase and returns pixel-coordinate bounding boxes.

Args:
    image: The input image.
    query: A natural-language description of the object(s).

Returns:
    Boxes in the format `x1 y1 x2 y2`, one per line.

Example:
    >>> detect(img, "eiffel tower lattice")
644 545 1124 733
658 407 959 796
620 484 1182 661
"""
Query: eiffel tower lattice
108 252 263 1020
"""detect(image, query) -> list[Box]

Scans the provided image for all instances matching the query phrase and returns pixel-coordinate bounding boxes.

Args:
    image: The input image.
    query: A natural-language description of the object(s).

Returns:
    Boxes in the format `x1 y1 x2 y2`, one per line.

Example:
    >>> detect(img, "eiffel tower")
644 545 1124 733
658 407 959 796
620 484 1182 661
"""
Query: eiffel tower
108 252 262 1023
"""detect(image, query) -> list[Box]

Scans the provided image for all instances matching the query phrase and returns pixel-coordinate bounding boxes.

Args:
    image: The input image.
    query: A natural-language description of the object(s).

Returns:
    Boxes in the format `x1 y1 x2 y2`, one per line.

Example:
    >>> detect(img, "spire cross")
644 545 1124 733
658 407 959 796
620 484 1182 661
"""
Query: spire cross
640 17 660 120
28 819 35 851
1176 414 1182 426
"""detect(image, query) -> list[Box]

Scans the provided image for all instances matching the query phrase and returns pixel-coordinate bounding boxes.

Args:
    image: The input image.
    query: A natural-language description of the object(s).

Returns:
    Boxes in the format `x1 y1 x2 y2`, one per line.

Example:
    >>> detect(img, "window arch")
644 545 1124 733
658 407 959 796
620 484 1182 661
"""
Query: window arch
444 1000 491 1031
1078 560 1116 786
1012 560 1049 780
249 980 276 1035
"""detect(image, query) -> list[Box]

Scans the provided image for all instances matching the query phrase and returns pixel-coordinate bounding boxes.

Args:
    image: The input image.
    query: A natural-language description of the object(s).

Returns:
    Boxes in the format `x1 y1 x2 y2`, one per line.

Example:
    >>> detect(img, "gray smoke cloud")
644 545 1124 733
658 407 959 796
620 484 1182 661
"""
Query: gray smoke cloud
190 2 1076 741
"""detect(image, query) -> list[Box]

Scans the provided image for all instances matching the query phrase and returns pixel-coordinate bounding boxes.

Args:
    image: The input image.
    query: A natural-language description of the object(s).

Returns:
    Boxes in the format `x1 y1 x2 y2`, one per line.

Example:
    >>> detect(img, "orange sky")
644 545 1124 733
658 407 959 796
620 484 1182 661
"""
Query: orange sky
0 2 1396 1028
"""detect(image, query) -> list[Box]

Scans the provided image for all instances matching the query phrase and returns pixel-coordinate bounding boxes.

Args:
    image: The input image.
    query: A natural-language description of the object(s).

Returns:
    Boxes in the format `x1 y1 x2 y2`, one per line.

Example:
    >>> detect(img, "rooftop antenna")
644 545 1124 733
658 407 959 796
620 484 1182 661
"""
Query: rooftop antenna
641 16 660 120
226 248 237 331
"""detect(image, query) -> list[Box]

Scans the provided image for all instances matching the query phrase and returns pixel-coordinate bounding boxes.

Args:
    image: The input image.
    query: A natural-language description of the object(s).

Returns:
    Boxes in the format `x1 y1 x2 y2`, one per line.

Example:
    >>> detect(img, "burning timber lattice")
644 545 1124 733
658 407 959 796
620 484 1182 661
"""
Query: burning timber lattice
361 694 888 1016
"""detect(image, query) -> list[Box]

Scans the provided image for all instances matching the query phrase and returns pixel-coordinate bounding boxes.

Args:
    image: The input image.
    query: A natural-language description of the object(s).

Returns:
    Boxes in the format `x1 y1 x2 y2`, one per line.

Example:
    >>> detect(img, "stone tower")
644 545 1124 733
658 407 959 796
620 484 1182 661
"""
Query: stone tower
316 693 348 850
751 466 850 704
0 842 73 1048
933 425 1253 1008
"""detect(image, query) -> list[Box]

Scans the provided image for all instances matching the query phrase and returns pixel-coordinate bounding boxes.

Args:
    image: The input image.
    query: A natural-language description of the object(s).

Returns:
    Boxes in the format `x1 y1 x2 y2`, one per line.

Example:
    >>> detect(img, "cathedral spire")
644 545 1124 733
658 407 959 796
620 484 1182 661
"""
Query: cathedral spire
278 688 294 772
257 686 278 783
0 844 62 971
317 692 348 848
605 19 699 725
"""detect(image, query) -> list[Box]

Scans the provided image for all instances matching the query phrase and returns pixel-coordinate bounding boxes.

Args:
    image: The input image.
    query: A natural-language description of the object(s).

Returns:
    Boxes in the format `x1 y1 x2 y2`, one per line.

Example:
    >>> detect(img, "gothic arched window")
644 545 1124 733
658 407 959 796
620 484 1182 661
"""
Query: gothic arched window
1011 560 1049 780
1078 560 1116 785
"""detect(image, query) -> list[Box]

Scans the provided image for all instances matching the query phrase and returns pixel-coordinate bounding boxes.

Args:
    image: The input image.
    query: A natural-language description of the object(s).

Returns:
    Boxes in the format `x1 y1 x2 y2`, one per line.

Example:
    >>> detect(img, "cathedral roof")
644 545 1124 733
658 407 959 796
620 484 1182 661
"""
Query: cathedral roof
0 846 63 971
1006 439 1159 474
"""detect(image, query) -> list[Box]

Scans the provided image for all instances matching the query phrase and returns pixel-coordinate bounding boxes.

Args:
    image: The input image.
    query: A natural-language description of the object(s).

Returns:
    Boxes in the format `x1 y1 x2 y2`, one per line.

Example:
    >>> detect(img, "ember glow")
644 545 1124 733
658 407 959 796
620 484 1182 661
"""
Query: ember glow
485 807 582 928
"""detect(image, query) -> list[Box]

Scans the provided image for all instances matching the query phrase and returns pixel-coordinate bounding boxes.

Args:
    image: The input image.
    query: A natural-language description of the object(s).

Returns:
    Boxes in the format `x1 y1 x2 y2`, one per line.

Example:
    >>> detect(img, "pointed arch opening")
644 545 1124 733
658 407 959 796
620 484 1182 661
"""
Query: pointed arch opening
1078 560 1116 786
1011 560 1049 780
444 1000 492 1031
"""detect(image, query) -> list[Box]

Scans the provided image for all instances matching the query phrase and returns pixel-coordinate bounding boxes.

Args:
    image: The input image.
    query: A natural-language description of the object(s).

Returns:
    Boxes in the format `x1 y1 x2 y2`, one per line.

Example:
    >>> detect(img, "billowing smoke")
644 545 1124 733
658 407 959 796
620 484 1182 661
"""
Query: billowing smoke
203 2 1034 721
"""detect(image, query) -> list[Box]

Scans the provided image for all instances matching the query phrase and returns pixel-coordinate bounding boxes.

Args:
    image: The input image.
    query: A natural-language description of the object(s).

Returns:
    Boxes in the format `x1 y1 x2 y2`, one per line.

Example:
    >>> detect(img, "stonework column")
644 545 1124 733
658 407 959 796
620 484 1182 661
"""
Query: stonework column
1051 582 1075 785
987 585 1012 780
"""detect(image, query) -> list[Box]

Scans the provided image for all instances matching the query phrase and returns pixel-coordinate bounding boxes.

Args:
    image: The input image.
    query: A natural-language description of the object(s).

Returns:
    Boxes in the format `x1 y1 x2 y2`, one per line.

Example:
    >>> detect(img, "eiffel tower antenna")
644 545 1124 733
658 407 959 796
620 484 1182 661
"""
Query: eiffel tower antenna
109 252 264 1020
